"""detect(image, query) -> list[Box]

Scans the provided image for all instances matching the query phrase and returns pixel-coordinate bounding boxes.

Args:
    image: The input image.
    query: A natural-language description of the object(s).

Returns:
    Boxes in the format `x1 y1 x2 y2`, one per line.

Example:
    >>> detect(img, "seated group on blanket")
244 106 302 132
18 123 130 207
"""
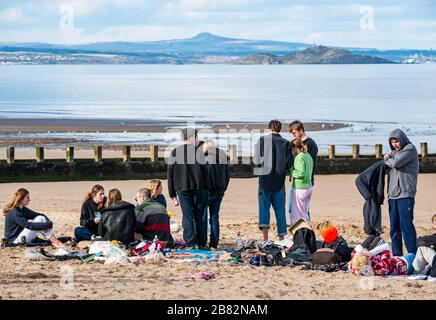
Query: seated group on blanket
2 180 173 248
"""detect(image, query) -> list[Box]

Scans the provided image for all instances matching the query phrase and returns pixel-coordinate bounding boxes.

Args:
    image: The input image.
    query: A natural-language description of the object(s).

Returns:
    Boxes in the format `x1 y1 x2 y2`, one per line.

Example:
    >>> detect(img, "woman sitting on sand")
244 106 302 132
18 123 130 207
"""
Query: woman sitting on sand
289 138 314 226
149 179 167 209
74 184 106 242
350 236 415 276
98 189 136 244
3 188 65 248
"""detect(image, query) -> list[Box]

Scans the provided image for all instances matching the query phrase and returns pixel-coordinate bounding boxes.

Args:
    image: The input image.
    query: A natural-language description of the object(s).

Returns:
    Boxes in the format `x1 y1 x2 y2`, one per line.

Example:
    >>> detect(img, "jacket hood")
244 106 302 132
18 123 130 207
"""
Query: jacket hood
102 200 135 212
388 129 411 151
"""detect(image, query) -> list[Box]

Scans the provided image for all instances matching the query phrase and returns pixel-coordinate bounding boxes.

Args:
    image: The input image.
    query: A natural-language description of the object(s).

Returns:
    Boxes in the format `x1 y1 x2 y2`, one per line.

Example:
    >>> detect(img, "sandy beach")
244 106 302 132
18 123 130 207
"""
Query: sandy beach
0 175 435 300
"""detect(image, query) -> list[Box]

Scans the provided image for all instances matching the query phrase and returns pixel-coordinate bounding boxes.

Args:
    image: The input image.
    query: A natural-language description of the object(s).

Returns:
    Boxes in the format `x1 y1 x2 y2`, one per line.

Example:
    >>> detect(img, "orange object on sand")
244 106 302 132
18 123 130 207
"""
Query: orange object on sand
320 226 339 244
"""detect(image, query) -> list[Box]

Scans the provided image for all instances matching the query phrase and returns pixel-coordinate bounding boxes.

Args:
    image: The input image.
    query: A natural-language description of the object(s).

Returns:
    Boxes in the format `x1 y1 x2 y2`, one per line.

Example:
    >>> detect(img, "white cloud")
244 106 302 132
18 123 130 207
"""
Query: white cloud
0 7 24 22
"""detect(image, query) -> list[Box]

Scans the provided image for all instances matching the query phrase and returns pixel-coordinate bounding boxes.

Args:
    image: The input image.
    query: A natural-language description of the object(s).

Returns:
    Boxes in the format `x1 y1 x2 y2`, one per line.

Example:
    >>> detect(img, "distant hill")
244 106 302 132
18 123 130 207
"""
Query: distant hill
0 33 433 64
236 46 394 64
0 32 311 56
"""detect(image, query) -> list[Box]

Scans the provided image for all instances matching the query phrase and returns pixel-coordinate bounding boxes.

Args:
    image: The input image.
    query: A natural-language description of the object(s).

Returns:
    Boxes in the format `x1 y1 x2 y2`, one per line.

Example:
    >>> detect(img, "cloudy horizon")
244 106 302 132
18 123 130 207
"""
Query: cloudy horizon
0 0 435 49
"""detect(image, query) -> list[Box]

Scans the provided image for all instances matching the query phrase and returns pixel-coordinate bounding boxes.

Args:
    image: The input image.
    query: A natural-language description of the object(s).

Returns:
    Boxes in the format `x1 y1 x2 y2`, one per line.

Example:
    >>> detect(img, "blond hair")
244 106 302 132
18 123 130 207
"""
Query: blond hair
291 138 308 153
148 180 162 200
3 188 29 215
106 189 122 208
351 253 369 275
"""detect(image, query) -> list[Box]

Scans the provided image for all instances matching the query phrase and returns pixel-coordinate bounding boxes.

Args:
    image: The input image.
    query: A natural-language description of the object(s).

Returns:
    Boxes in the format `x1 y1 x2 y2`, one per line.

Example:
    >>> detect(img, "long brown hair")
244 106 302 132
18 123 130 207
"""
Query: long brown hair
3 188 29 215
106 189 122 208
84 184 105 209
149 180 162 199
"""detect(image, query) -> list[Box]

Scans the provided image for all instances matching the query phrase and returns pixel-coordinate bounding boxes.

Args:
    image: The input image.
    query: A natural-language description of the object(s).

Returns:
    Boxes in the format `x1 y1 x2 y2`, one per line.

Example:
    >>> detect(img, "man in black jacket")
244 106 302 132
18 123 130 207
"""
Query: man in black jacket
254 120 293 241
355 160 387 236
167 128 209 249
203 140 231 249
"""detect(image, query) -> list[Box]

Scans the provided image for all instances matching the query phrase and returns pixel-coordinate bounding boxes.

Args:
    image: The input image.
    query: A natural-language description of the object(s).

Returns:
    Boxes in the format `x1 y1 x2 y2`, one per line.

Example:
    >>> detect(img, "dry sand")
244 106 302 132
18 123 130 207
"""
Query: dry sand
0 175 435 300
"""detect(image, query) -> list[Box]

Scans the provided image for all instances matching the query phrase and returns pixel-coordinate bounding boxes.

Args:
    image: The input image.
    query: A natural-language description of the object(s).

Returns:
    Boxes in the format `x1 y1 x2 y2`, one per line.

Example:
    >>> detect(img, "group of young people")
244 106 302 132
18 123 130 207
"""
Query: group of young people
3 180 172 248
0 119 429 263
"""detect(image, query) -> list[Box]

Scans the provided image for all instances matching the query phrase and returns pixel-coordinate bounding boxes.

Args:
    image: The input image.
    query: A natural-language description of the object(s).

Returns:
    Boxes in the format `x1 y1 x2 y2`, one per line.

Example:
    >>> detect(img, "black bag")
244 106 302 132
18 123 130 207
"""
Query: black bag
417 233 436 249
290 228 317 253
321 236 353 263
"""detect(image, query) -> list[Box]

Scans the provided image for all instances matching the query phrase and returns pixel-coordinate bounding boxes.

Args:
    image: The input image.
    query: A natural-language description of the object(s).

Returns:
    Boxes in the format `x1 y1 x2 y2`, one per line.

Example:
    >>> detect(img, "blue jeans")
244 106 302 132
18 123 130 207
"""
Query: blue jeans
178 189 209 248
389 198 417 256
74 227 96 242
258 186 287 237
207 191 225 249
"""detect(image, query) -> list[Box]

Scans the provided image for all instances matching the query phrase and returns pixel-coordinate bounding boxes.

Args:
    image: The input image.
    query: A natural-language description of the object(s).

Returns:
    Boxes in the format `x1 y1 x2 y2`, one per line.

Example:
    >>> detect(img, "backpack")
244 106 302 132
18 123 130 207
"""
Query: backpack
417 233 436 249
289 228 317 253
314 236 353 264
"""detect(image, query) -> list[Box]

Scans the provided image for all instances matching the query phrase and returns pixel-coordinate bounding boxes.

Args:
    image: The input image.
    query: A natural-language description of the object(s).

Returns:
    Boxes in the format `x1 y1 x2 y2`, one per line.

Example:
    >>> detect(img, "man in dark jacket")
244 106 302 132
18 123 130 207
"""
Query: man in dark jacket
203 140 231 249
135 188 171 243
167 128 209 249
384 129 419 256
254 120 293 241
355 160 387 236
99 201 136 244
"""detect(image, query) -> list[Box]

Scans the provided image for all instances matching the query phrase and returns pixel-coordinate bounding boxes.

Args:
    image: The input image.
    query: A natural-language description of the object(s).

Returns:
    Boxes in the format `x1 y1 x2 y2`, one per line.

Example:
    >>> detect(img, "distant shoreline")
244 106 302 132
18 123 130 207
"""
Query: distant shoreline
0 118 348 147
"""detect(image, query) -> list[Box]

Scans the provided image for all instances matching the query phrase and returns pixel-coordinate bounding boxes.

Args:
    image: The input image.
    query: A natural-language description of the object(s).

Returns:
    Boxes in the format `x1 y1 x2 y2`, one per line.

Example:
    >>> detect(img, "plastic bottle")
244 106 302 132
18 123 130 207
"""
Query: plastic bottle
235 231 244 250
251 253 260 266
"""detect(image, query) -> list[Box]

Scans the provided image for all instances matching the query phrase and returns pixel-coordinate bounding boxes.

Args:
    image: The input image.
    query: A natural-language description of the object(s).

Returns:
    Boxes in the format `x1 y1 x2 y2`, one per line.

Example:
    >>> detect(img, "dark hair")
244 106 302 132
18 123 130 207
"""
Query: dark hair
268 120 282 133
289 120 305 133
181 128 198 141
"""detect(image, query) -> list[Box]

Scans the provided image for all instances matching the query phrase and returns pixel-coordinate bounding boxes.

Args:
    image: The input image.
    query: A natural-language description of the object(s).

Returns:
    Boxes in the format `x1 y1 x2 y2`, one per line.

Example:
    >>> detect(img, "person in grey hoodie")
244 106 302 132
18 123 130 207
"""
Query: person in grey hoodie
384 129 419 256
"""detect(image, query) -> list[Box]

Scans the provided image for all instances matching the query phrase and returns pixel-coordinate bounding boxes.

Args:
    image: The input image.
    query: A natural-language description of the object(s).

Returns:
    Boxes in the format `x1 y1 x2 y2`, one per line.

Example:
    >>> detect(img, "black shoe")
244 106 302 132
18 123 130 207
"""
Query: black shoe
198 246 210 251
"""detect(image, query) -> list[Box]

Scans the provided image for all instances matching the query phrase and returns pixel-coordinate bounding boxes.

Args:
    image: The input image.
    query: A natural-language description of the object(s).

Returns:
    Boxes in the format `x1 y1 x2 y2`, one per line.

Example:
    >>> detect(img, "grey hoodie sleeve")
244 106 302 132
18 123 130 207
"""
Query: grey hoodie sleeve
384 145 416 169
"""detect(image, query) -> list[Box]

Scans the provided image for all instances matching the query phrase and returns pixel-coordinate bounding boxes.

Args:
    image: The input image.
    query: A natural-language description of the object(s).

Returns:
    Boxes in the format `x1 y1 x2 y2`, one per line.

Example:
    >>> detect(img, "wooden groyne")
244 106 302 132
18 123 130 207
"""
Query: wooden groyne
0 143 435 183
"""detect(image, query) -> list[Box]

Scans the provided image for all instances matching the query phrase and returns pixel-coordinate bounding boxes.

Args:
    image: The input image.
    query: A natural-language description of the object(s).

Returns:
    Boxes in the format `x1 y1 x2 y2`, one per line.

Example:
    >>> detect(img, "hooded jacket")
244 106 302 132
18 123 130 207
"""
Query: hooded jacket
355 160 387 236
98 201 136 244
384 129 419 200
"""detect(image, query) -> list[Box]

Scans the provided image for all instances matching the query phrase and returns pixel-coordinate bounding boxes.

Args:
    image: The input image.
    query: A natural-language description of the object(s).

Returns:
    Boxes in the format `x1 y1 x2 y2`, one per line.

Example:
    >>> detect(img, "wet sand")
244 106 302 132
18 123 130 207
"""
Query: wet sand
0 175 435 300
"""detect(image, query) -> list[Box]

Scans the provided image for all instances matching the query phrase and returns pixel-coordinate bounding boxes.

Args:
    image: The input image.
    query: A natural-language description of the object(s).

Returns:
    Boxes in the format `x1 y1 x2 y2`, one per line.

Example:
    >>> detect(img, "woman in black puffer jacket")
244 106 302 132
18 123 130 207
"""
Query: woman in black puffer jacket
98 189 136 244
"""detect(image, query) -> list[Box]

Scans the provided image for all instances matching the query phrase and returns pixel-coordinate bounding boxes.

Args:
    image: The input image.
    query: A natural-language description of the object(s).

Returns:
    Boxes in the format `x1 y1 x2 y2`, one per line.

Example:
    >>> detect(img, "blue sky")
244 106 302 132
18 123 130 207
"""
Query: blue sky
0 0 435 49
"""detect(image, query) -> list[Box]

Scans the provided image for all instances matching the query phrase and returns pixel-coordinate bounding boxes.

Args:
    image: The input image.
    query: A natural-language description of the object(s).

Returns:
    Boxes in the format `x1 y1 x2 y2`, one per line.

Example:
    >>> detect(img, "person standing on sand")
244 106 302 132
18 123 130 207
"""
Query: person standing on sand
167 128 209 250
289 139 314 225
288 120 318 223
384 129 419 256
203 140 231 250
254 120 293 241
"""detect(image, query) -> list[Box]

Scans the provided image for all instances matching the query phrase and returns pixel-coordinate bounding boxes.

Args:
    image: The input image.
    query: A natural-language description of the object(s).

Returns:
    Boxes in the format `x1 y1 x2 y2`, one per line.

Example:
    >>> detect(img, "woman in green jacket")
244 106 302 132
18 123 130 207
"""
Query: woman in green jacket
289 138 314 226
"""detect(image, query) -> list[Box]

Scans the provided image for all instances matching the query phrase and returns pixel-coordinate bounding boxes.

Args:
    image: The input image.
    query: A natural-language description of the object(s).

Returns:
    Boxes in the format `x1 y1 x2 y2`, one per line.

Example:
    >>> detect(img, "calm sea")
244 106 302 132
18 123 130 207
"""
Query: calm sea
0 64 435 153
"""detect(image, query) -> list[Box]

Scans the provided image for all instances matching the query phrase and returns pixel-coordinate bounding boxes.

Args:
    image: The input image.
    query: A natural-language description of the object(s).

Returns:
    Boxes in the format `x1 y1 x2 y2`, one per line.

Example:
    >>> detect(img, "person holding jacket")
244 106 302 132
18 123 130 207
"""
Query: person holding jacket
3 188 64 247
203 140 231 250
98 189 136 244
74 184 106 242
384 129 419 256
289 138 314 226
